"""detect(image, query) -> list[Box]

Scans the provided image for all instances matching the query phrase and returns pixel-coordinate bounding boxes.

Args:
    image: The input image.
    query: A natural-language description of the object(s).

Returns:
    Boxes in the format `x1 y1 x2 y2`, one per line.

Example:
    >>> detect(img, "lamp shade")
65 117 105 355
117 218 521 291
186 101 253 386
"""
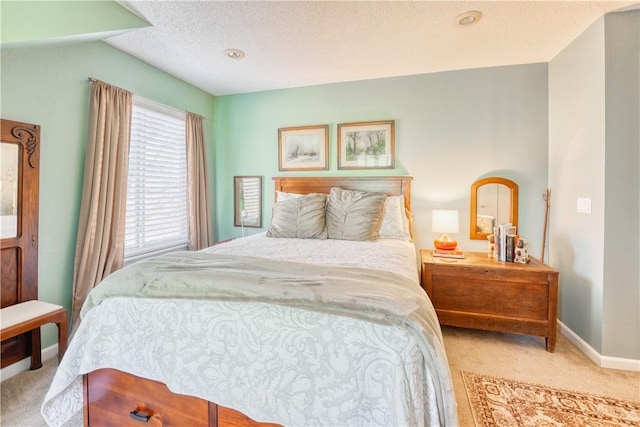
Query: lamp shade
432 210 459 233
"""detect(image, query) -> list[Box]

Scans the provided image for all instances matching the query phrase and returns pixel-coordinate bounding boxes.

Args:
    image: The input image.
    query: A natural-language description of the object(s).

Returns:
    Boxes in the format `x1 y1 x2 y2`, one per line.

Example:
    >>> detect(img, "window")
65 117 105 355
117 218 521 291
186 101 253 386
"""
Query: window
124 97 187 263
240 178 261 225
233 176 263 228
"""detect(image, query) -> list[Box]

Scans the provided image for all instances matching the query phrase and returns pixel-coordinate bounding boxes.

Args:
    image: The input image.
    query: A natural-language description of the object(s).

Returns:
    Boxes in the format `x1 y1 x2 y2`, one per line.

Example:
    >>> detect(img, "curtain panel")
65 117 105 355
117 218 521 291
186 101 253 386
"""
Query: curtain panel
71 80 132 326
186 112 213 250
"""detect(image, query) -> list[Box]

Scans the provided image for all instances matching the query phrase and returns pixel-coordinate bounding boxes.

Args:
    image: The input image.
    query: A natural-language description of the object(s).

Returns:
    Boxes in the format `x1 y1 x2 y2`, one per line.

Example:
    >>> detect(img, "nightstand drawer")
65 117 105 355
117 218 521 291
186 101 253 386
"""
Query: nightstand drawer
430 275 549 320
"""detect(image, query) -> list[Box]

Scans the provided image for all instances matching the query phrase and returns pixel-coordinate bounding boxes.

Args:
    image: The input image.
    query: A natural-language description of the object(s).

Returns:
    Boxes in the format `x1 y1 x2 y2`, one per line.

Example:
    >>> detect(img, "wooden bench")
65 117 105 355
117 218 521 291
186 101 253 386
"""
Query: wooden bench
1 301 68 370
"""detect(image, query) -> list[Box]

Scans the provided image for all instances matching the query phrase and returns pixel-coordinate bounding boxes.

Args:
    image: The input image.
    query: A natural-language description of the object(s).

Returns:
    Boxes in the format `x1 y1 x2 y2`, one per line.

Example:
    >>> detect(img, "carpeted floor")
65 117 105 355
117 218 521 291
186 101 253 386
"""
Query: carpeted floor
462 370 640 426
2 326 639 426
0 359 82 427
442 326 640 426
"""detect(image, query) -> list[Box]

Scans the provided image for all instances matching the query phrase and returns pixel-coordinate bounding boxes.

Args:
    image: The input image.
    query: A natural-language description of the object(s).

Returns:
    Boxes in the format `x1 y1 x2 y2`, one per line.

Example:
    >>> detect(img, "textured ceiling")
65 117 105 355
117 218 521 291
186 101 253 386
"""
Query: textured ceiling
107 1 639 96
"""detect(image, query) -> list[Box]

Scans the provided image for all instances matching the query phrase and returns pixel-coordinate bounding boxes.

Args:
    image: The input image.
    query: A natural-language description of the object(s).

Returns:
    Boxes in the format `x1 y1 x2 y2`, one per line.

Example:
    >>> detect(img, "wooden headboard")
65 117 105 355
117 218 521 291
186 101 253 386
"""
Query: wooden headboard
273 176 413 211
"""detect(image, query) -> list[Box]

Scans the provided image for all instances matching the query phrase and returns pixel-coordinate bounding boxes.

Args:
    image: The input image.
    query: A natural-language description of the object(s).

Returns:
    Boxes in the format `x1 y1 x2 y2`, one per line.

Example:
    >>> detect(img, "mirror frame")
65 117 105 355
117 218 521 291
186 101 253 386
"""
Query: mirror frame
234 176 263 228
470 177 519 240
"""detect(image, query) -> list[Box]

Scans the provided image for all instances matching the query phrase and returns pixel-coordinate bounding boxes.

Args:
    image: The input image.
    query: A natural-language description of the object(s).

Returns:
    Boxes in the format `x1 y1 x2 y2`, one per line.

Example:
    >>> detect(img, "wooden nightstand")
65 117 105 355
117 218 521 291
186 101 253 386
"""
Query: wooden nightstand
420 250 559 352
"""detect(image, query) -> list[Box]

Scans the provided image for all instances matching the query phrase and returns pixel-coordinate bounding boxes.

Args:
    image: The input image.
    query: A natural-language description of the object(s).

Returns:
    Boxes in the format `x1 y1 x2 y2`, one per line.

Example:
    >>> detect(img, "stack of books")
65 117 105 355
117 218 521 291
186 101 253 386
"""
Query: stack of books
432 247 464 259
494 223 518 262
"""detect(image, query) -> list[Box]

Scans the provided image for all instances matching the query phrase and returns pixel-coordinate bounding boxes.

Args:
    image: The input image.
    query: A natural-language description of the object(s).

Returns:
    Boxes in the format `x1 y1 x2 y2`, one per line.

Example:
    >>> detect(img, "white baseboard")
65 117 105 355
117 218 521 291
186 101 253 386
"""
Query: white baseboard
0 343 58 382
559 321 640 372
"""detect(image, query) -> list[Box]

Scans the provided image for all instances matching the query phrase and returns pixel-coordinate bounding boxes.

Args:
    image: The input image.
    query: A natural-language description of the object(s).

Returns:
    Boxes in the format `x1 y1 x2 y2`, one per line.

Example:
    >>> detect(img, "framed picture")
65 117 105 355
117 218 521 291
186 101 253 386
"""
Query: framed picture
338 120 395 169
234 176 262 228
278 125 329 171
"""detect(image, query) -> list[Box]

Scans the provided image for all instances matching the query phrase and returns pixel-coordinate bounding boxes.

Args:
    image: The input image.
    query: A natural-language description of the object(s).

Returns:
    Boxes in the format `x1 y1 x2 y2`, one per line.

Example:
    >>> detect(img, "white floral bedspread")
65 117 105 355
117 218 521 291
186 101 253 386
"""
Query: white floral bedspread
202 233 420 283
41 234 457 426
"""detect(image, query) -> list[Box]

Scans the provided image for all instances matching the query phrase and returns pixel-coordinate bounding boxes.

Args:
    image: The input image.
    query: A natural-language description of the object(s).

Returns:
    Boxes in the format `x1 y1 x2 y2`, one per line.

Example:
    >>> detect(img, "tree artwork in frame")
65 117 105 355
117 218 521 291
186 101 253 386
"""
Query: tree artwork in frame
338 120 395 169
278 125 329 171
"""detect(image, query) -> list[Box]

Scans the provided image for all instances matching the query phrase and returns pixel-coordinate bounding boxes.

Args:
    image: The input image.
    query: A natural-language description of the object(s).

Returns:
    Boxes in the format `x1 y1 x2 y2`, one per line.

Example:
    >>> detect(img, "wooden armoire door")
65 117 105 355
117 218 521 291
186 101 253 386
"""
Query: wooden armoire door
1 119 40 368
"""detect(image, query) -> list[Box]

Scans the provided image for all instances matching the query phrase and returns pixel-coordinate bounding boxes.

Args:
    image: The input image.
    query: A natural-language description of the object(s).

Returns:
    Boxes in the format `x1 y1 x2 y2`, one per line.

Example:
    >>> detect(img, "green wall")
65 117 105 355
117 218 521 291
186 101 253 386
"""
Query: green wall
1 41 215 348
214 64 550 259
2 0 636 372
2 39 551 351
1 0 149 47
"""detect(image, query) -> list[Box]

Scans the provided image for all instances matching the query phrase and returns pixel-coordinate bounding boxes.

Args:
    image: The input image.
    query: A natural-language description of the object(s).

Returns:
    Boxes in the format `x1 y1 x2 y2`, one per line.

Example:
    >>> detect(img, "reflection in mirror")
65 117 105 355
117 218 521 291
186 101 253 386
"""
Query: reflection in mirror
470 177 518 240
1 144 19 238
234 176 262 229
477 184 512 224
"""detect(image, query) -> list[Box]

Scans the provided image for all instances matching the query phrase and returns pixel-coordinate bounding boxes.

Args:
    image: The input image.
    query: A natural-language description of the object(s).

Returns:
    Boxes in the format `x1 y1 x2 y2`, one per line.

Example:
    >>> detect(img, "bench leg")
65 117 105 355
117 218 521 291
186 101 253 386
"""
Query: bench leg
29 327 43 370
57 316 68 362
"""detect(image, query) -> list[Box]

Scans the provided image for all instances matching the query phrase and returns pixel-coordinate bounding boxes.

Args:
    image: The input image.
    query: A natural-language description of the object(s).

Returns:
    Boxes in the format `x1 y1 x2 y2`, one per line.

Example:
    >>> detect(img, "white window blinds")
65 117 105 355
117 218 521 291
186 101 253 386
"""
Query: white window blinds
241 179 261 224
124 97 187 263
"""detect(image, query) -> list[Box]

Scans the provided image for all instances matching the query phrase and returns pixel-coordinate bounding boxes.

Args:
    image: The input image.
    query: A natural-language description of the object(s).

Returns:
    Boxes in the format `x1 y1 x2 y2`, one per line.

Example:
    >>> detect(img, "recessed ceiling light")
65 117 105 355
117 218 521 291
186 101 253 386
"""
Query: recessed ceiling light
224 49 245 59
454 11 482 26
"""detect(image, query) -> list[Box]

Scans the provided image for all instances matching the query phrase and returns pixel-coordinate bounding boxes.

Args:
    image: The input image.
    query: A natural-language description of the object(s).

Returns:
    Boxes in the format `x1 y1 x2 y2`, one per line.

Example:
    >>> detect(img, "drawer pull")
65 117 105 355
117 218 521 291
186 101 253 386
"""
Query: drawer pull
129 409 151 423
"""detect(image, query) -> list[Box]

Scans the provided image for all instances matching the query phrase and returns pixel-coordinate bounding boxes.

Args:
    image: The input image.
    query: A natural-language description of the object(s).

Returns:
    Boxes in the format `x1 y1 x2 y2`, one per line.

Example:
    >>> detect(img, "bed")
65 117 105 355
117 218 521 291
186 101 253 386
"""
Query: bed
41 176 458 427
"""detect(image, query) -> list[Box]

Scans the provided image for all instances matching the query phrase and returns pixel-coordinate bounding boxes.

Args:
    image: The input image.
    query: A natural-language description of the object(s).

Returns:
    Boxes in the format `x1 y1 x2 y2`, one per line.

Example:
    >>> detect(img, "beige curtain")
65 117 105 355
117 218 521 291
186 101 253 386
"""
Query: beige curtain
71 80 132 326
186 112 213 250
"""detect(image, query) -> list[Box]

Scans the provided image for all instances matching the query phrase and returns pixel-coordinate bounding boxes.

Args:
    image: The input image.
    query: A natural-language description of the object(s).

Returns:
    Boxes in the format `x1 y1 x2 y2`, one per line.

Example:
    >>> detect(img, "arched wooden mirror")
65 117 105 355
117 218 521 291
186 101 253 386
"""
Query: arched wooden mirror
470 177 518 240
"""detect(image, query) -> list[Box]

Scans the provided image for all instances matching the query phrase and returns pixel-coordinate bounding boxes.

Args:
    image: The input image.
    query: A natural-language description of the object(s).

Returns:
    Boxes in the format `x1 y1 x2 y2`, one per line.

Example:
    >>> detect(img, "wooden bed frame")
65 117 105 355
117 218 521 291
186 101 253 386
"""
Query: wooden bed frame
273 175 412 211
83 175 413 427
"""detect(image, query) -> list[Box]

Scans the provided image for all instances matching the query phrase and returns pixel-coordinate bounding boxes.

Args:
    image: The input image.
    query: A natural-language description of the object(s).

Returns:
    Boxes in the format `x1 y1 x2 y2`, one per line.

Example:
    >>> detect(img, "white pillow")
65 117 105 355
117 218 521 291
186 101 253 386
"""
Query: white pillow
276 190 303 202
377 195 412 241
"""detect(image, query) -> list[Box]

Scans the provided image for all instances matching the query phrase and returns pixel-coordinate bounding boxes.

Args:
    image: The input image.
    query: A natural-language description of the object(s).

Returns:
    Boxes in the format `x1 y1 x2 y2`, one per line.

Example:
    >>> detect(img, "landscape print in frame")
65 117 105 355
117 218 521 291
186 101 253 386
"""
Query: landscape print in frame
278 125 329 171
338 120 395 169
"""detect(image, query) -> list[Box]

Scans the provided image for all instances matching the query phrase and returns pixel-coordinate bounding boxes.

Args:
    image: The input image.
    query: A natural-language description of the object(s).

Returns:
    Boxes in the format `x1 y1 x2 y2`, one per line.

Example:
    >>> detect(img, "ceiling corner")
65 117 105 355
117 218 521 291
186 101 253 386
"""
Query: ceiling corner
1 0 150 48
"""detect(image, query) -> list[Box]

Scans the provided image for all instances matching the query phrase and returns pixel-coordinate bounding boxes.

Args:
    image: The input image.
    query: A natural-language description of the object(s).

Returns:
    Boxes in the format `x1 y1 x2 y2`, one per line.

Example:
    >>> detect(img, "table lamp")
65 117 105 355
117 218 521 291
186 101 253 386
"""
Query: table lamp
432 209 459 250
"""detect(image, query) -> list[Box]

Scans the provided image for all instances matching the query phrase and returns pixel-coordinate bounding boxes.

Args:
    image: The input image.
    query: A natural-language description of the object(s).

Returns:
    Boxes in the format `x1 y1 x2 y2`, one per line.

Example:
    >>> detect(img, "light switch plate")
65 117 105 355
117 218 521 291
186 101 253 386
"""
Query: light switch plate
577 198 592 214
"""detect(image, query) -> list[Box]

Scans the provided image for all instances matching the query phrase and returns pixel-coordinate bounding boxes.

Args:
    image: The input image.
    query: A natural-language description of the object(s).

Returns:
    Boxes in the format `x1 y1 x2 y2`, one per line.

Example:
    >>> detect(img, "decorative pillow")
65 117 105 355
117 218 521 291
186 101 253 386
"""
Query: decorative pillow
325 187 387 241
405 208 414 239
276 190 303 202
266 193 327 239
378 195 412 241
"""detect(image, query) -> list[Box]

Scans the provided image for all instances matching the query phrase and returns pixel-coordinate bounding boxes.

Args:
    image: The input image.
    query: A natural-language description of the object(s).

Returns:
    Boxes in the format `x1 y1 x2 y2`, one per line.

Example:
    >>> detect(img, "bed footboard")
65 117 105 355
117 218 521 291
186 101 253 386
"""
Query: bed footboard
83 369 281 427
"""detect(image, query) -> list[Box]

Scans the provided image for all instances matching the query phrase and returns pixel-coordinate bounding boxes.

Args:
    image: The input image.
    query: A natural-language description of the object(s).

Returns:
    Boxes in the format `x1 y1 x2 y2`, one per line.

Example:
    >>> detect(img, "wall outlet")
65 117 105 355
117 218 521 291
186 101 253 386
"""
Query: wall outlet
577 198 592 214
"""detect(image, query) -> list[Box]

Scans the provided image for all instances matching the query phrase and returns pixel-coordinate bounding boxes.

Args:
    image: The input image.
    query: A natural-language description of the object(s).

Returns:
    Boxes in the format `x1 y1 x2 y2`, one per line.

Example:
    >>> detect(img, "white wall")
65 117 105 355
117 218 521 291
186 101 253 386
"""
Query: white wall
549 16 606 353
602 10 640 359
550 10 640 360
